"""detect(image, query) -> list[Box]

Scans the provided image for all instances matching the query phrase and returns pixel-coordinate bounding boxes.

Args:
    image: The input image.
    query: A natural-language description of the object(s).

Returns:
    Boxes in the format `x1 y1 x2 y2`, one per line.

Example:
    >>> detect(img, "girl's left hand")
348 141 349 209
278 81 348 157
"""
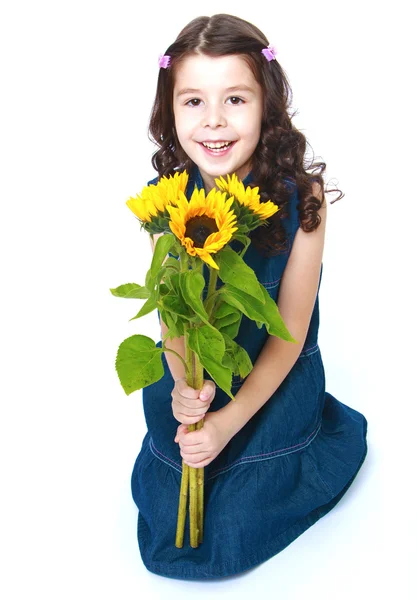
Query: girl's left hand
174 411 232 469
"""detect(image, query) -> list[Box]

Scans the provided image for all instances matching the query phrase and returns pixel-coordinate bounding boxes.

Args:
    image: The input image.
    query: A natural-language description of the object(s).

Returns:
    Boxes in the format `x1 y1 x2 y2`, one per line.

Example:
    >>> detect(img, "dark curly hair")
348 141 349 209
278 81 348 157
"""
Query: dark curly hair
148 13 344 256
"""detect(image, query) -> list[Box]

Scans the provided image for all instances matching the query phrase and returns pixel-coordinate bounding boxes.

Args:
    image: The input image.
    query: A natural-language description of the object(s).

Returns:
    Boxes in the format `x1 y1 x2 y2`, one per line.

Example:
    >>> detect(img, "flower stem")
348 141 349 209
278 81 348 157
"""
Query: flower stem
196 419 204 543
187 329 204 548
179 247 189 272
175 323 205 548
161 346 188 371
188 424 199 548
175 462 189 548
204 268 219 322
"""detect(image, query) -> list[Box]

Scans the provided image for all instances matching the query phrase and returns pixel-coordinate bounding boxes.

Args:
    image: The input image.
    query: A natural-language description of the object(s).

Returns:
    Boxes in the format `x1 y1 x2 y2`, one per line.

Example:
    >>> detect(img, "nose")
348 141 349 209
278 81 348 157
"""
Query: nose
201 103 227 129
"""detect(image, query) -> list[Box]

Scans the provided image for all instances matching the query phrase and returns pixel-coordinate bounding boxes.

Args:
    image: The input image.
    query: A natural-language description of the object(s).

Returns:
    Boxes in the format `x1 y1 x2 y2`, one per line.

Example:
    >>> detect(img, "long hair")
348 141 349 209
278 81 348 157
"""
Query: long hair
148 13 343 255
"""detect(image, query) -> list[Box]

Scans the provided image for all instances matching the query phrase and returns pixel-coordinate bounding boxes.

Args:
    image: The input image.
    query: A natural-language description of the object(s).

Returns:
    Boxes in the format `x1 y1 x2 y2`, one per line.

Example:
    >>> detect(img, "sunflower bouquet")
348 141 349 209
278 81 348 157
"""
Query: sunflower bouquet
110 170 296 548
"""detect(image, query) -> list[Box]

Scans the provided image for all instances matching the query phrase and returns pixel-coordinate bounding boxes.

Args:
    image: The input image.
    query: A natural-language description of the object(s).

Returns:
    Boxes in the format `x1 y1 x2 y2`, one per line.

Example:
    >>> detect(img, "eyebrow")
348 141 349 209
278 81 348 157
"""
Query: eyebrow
176 85 255 97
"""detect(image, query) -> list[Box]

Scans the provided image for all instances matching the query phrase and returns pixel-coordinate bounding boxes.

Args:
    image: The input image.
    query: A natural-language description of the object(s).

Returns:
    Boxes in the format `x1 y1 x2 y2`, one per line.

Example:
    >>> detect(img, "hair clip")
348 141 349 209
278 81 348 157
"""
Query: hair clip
158 54 171 69
261 45 277 62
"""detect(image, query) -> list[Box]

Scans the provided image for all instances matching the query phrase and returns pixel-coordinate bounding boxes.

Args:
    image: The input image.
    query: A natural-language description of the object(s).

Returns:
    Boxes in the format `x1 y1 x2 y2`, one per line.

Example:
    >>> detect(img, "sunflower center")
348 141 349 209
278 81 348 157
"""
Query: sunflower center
185 215 218 248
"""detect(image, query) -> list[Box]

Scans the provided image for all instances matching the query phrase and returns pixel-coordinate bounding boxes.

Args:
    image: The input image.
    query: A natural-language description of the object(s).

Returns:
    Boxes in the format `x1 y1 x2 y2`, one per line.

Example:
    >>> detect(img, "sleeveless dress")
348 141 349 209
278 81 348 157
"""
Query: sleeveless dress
130 164 368 579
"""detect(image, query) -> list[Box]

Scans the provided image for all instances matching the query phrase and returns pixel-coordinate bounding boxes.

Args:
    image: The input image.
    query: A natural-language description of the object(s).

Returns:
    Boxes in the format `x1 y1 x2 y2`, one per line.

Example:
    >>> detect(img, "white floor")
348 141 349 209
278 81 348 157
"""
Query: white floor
1 1 416 598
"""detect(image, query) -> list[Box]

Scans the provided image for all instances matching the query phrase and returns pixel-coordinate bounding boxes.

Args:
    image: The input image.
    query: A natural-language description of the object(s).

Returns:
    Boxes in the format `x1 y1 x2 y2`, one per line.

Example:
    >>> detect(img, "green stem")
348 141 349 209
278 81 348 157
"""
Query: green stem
174 255 206 547
204 268 219 322
175 462 189 548
189 439 199 548
179 247 189 272
185 330 203 389
161 346 188 372
196 419 204 544
240 245 250 259
174 322 205 548
161 248 189 376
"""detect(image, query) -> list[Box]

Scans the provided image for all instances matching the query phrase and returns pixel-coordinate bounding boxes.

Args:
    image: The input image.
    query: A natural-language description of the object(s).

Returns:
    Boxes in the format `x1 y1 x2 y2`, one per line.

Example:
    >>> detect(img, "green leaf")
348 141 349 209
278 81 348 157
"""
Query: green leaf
222 333 253 378
187 325 234 400
213 301 238 320
169 247 179 258
145 267 153 291
232 234 251 255
164 257 180 271
213 300 242 339
109 283 150 299
129 291 157 321
179 271 210 325
160 309 184 339
219 284 297 342
218 313 242 340
214 311 241 329
166 271 181 292
159 282 170 296
216 245 265 303
221 352 234 372
115 334 164 394
160 271 201 331
145 234 176 291
161 293 193 320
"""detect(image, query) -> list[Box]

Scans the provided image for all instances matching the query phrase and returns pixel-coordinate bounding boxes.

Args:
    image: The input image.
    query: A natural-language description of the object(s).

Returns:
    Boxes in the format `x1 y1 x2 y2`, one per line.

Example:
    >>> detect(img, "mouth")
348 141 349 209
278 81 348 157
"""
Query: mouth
199 140 236 155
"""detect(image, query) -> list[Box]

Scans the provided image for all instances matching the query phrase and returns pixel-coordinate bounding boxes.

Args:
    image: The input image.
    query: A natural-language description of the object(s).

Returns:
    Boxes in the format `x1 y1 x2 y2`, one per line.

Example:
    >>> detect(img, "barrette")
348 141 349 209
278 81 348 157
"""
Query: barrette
261 45 277 62
158 54 171 69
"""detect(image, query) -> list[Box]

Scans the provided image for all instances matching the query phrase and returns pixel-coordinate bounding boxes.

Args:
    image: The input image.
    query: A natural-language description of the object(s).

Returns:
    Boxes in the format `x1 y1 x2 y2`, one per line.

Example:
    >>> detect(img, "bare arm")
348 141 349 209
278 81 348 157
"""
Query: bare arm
150 233 187 382
160 318 187 382
218 183 327 439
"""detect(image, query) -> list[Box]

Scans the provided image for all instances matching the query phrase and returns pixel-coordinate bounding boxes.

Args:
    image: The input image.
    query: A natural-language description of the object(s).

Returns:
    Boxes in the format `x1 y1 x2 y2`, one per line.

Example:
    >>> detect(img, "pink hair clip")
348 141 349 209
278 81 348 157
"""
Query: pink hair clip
158 54 171 69
261 45 277 62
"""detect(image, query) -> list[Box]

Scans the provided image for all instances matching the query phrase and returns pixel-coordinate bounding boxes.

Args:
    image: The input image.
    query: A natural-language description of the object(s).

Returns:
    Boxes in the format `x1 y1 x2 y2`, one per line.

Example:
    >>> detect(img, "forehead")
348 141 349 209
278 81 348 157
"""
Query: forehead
173 54 259 92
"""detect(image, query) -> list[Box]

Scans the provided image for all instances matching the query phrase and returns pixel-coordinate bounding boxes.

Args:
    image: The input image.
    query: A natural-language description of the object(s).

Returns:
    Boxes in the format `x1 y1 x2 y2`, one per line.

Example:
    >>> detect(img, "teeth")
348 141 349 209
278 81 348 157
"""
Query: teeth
202 141 233 150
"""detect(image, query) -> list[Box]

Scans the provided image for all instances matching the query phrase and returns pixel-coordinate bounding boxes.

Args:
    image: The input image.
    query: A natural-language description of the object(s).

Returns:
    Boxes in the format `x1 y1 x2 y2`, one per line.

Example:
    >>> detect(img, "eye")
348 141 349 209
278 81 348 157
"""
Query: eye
227 96 244 105
186 98 202 107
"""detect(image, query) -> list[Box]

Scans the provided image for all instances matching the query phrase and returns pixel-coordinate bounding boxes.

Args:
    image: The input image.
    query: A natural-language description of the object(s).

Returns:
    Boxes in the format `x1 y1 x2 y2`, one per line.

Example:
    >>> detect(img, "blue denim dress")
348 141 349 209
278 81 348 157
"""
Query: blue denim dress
130 165 368 579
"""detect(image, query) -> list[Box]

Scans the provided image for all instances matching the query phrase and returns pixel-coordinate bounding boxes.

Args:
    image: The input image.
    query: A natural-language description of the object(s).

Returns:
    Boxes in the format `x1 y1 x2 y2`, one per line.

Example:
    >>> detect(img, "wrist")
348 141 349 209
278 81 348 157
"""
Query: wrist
215 398 245 440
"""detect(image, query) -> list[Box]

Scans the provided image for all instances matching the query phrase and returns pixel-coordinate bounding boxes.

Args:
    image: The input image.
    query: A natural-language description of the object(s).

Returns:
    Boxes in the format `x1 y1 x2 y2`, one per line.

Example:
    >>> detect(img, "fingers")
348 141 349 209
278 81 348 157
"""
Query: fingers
183 456 213 468
171 401 207 425
177 433 209 463
174 424 203 445
174 378 200 400
181 450 209 465
174 379 215 408
179 442 212 468
171 379 216 425
199 380 216 402
174 425 214 468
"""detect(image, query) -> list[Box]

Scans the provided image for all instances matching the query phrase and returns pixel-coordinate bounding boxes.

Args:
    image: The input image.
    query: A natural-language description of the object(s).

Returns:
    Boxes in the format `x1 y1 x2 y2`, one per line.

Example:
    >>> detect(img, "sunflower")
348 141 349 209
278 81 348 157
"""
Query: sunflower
126 171 189 231
215 173 279 221
166 187 238 269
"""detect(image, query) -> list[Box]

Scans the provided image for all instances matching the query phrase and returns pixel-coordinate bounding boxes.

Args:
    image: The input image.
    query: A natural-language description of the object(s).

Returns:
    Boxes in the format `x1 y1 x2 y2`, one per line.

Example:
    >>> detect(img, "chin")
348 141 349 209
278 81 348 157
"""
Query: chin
204 163 241 176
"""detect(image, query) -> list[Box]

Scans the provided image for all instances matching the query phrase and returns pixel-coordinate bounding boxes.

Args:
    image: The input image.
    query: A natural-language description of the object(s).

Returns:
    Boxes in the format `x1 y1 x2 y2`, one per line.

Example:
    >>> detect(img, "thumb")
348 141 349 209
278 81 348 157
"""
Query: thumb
174 425 187 442
199 380 214 401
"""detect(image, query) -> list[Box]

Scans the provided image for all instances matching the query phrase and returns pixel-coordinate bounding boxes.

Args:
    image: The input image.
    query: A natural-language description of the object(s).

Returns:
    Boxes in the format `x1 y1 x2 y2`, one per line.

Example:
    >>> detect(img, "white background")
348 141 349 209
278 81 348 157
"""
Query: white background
1 0 416 598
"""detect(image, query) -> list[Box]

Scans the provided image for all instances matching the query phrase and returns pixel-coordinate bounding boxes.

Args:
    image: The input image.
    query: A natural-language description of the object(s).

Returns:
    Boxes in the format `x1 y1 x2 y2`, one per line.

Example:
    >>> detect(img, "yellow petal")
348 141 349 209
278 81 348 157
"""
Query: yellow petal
194 248 219 269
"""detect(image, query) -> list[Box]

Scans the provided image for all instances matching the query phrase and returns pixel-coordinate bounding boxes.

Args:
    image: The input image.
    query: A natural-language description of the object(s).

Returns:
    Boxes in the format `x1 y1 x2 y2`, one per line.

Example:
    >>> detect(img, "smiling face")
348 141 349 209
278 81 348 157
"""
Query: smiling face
173 54 263 192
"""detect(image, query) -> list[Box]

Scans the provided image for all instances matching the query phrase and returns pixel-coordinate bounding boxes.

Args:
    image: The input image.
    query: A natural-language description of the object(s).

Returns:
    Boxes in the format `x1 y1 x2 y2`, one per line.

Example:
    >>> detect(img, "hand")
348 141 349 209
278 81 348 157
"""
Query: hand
174 411 232 469
171 377 216 425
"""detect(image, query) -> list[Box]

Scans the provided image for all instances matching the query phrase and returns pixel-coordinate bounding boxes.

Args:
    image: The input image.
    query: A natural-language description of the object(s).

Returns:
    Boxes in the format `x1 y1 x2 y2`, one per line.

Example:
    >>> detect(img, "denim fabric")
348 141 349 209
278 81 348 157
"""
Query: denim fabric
131 165 368 579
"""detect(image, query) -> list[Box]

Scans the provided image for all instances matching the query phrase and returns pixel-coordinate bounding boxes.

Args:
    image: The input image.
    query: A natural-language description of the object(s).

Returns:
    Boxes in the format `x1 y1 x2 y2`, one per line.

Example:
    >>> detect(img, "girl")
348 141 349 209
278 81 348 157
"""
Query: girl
131 13 368 580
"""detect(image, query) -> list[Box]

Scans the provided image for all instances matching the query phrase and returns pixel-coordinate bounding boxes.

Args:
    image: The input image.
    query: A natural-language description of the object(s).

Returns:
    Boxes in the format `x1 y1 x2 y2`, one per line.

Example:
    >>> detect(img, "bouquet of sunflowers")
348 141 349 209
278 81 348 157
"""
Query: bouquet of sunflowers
110 170 296 548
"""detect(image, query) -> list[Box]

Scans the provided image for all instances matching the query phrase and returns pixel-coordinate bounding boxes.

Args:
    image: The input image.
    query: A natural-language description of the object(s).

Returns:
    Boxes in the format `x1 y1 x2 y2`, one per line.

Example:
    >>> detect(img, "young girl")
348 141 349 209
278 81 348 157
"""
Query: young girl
130 13 368 580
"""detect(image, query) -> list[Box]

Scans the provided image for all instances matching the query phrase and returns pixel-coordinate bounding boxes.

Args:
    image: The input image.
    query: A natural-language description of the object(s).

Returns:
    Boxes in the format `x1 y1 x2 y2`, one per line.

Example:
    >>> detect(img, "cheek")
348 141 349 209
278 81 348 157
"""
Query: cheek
175 109 198 140
248 114 262 145
239 125 261 150
234 111 261 141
